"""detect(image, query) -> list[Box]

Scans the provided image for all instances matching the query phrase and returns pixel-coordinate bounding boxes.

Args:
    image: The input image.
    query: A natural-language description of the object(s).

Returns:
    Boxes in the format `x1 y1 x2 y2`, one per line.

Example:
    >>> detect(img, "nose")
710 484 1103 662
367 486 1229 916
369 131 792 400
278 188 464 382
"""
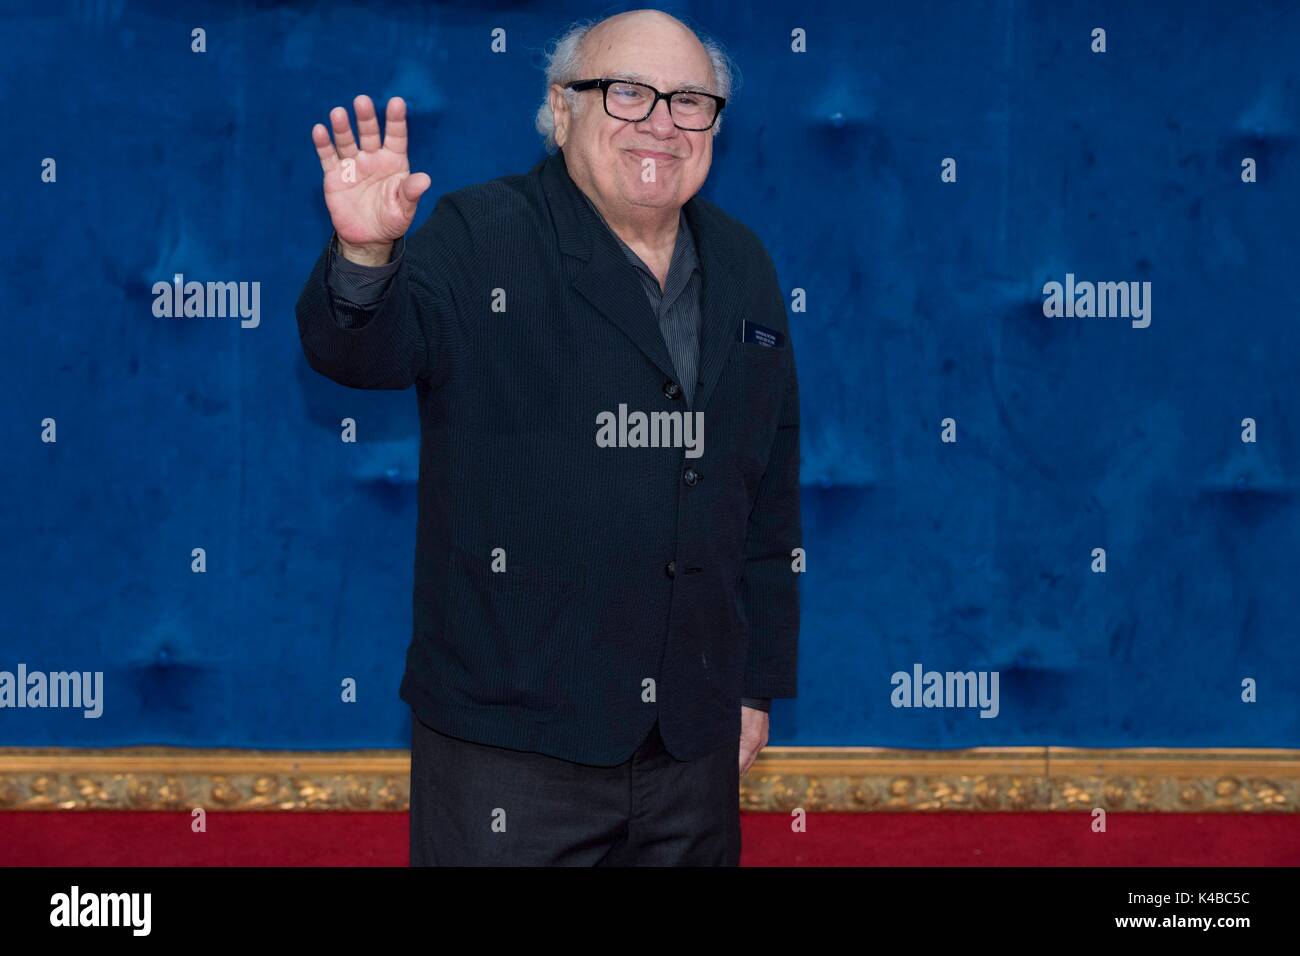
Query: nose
640 96 677 136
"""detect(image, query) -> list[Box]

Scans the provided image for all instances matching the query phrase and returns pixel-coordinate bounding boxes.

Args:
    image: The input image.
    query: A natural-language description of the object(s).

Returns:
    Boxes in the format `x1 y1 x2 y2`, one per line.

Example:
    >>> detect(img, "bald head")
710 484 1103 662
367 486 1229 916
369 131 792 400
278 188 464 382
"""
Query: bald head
580 10 713 80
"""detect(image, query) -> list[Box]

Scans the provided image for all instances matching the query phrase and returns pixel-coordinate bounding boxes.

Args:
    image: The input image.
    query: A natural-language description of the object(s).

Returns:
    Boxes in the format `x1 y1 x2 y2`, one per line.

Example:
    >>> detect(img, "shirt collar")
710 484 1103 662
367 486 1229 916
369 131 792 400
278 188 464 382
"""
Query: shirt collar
579 191 700 291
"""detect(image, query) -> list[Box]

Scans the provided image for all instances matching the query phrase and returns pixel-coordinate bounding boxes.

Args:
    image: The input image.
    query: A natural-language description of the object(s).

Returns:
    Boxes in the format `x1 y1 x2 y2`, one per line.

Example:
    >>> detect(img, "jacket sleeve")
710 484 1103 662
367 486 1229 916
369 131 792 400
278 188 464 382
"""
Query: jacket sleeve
740 247 802 700
295 191 475 390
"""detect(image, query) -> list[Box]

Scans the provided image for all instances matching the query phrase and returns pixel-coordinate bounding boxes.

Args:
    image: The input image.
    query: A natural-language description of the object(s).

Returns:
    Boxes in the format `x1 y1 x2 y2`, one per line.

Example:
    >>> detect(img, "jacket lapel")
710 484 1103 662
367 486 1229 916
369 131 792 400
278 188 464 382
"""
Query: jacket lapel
572 237 680 385
685 198 745 414
544 150 678 384
541 149 745 408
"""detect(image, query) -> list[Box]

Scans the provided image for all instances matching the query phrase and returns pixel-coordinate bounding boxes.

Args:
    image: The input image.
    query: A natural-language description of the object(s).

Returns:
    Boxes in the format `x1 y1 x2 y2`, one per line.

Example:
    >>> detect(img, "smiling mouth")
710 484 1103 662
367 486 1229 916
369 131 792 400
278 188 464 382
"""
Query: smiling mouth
626 149 679 161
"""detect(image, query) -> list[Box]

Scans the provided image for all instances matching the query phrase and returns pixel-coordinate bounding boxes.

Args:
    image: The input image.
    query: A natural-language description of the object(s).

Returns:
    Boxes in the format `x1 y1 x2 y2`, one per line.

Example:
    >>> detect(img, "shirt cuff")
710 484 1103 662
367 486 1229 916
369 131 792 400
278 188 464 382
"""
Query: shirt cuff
326 234 404 307
741 697 771 712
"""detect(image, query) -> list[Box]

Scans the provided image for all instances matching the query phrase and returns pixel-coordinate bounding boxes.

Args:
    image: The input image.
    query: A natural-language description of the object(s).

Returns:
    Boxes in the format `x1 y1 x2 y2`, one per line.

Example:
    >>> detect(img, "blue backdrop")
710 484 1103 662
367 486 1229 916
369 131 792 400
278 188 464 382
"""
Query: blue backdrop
3 0 1298 749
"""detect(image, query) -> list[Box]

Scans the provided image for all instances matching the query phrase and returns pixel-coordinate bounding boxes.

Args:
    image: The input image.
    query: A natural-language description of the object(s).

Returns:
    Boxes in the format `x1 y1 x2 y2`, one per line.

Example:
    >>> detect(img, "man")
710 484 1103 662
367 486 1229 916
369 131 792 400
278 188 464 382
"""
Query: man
296 9 800 866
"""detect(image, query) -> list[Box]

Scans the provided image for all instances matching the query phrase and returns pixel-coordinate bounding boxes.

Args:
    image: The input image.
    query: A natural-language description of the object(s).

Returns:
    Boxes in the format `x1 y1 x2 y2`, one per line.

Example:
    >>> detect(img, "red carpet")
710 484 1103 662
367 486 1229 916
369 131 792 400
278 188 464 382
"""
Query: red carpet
3 812 1298 866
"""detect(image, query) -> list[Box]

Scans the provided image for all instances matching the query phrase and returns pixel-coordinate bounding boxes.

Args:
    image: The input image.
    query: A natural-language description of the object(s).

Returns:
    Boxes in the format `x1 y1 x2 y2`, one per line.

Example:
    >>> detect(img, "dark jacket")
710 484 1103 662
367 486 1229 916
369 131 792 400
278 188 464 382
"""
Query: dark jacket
296 148 800 765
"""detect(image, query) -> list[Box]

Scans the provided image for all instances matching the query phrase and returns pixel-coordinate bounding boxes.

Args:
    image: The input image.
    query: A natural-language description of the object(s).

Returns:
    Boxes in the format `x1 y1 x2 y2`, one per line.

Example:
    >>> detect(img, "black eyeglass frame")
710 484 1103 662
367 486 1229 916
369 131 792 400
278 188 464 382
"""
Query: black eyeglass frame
565 78 727 131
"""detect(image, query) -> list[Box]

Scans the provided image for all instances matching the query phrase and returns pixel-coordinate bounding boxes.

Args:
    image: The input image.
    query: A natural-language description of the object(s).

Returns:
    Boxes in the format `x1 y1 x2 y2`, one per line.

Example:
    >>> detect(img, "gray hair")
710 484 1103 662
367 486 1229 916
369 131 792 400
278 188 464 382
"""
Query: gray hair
534 16 736 153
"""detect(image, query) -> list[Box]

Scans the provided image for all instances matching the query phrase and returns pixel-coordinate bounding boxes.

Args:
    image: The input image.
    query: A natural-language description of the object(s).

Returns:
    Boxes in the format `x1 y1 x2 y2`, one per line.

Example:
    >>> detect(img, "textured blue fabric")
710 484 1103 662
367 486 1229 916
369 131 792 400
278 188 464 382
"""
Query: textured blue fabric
2 1 1297 749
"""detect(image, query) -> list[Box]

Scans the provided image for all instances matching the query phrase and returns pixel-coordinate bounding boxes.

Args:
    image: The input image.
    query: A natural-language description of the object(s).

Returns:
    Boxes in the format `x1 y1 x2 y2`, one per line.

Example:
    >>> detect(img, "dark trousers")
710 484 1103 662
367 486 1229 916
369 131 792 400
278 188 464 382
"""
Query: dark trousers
409 711 741 866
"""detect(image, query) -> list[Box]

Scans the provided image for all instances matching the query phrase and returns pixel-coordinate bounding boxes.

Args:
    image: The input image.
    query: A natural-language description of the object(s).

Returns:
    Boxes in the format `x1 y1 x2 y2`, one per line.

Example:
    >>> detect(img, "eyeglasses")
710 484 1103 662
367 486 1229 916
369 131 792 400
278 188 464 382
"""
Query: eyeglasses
566 78 726 131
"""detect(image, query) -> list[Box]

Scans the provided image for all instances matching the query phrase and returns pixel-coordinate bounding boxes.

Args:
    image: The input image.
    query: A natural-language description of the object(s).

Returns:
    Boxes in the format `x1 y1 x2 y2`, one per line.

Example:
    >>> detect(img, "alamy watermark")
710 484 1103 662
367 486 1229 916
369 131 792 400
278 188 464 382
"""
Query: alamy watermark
153 272 260 328
50 886 150 935
0 663 103 718
891 662 999 718
596 404 704 458
1042 272 1151 328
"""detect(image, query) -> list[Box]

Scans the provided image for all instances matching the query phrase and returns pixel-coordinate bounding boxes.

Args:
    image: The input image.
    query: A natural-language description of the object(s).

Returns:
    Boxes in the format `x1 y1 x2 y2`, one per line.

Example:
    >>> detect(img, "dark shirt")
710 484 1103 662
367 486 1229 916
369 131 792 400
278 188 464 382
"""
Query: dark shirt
325 207 771 716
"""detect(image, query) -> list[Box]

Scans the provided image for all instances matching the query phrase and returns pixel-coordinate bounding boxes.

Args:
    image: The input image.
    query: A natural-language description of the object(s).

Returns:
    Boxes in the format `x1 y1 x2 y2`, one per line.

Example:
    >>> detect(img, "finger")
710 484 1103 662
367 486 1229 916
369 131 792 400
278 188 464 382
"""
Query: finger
312 123 339 173
399 171 431 207
355 94 381 152
382 96 409 156
330 106 358 159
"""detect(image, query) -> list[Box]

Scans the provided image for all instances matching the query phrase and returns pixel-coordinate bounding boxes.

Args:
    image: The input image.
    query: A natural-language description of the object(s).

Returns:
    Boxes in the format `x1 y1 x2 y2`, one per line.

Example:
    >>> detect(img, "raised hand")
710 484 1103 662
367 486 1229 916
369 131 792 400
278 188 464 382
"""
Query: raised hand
311 95 431 265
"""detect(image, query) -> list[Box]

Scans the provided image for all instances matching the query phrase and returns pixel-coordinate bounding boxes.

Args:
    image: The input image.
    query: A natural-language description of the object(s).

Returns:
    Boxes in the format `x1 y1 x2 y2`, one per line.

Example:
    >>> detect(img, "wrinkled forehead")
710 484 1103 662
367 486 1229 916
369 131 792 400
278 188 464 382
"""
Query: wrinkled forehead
581 27 717 94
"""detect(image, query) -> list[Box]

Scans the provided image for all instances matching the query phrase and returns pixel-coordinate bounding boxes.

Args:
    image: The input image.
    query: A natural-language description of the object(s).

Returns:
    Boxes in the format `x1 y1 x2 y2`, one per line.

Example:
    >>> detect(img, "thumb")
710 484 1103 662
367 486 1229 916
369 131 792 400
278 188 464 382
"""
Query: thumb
400 172 431 206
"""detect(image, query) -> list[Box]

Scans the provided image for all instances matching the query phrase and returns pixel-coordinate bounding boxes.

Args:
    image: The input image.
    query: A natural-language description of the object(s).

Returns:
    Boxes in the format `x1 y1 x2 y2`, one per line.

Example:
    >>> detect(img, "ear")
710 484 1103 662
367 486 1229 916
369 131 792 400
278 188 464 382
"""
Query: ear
548 84 571 148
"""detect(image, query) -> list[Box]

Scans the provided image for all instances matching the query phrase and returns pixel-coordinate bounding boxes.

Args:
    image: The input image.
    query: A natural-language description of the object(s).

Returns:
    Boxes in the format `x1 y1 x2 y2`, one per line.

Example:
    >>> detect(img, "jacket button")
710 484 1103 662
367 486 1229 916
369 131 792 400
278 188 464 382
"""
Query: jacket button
683 467 700 486
663 380 681 399
665 560 676 578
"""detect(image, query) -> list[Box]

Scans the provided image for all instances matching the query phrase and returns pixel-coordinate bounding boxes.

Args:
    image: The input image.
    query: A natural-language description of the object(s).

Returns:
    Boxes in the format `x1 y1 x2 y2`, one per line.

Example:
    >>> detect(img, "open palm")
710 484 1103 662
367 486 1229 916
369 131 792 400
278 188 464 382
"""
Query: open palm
311 94 431 251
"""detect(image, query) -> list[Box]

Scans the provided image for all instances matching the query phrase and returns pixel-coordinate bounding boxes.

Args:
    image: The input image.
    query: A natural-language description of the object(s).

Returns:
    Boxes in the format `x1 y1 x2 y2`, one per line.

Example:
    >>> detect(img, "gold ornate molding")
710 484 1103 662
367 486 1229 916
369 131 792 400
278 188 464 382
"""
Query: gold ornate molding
0 746 1296 812
741 747 1300 812
0 748 410 812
